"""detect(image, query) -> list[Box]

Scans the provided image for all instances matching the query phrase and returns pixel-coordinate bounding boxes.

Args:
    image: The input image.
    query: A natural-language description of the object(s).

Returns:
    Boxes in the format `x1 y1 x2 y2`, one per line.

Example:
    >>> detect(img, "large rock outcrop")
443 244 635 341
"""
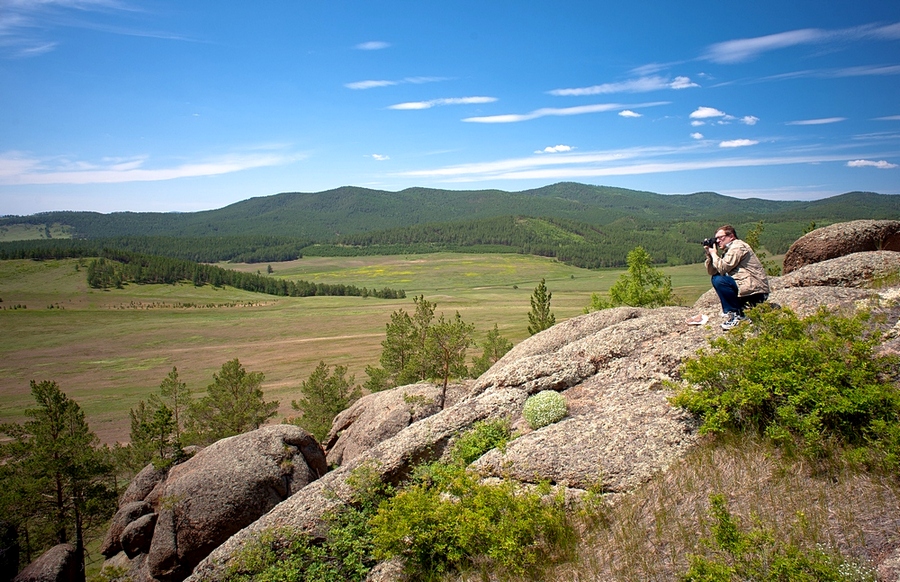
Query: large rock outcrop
182 226 900 581
782 220 900 274
325 381 470 467
12 544 78 582
103 425 327 582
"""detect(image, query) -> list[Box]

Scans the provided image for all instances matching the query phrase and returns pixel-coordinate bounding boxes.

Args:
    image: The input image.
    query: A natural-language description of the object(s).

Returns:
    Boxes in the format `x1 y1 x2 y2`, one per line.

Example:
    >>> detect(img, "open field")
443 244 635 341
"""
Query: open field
0 253 712 444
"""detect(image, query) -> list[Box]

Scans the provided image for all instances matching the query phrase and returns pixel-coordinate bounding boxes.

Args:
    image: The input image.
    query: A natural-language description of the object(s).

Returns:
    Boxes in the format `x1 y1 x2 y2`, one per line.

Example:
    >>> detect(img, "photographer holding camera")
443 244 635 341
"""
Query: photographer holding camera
703 224 770 330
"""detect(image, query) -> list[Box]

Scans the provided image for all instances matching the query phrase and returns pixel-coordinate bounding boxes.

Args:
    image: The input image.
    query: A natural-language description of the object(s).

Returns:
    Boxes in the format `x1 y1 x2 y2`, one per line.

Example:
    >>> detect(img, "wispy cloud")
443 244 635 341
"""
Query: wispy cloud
720 139 759 148
875 115 900 121
355 41 390 50
702 22 900 64
691 133 704 140
463 101 669 124
0 147 303 185
396 148 862 183
786 117 846 126
0 0 195 58
388 96 497 110
548 75 698 96
847 159 898 169
371 154 390 161
345 76 448 90
535 145 574 154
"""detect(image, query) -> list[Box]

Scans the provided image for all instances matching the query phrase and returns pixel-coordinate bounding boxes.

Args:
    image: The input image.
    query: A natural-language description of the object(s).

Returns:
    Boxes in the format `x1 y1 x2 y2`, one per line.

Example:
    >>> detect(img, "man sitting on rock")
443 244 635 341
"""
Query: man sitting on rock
704 224 770 330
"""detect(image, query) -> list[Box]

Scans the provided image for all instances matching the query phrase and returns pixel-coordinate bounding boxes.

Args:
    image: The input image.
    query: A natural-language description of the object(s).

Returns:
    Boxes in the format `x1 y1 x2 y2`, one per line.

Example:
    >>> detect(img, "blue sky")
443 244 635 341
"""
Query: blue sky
1 0 899 215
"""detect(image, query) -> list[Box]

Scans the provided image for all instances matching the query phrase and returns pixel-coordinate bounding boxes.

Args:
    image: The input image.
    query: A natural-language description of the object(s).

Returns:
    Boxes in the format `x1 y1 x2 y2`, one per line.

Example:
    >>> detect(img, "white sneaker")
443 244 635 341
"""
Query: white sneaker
721 313 748 330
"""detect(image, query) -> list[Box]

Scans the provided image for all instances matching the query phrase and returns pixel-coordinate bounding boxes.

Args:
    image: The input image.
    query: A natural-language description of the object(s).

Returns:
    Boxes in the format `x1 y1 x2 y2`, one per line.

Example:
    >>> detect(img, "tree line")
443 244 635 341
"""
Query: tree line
0 235 311 264
84 250 406 299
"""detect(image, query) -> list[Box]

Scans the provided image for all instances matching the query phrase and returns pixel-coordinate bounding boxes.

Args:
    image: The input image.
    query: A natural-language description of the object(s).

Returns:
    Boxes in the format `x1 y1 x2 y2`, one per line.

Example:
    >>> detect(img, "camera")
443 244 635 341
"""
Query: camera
702 237 716 248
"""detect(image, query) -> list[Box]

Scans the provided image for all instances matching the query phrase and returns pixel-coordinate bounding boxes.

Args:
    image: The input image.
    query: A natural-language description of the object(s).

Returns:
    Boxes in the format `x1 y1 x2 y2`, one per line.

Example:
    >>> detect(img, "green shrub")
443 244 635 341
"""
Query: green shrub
370 467 572 580
450 417 512 466
219 464 391 582
681 494 876 582
523 390 568 429
670 305 900 469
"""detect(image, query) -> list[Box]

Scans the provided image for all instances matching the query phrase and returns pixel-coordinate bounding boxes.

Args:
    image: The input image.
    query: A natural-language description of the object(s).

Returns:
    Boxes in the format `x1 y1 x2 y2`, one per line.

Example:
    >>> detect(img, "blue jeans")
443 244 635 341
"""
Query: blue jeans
711 274 767 315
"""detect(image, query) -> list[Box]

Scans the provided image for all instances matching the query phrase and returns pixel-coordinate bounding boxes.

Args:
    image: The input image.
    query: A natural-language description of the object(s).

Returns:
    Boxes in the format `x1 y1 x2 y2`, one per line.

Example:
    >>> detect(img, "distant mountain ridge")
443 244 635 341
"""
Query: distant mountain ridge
4 183 897 240
1 183 897 268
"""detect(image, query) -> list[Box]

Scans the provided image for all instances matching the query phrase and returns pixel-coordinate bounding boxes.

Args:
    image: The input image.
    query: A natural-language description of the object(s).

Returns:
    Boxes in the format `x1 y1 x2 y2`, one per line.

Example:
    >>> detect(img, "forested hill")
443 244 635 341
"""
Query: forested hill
1 183 898 268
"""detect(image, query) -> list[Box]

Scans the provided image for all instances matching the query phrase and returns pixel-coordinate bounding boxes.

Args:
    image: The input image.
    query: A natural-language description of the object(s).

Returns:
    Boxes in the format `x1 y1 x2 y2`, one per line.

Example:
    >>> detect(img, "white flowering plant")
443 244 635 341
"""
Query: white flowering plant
523 390 567 429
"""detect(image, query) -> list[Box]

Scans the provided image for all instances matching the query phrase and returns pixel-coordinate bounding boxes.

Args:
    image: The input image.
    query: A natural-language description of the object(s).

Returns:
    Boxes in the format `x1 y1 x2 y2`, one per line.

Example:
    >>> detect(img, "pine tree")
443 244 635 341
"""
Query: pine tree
426 312 475 408
290 361 361 442
471 324 514 377
185 359 279 444
0 381 116 581
527 278 556 335
585 246 675 311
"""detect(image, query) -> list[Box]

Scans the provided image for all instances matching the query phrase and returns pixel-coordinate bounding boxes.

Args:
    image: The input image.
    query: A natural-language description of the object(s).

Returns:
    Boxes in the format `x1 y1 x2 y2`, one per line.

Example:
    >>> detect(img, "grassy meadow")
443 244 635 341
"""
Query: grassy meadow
0 253 711 444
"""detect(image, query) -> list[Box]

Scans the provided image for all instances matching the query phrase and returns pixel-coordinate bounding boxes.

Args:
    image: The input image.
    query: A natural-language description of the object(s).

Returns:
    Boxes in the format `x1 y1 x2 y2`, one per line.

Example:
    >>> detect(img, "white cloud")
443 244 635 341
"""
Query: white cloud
355 41 390 50
619 110 641 118
786 117 846 125
702 22 900 64
0 148 304 185
847 159 897 169
388 96 497 110
741 116 759 125
832 64 900 77
875 115 900 121
345 76 448 90
345 80 397 90
691 132 704 140
704 29 824 63
669 76 699 89
371 154 390 161
0 0 197 58
719 139 759 148
690 106 727 119
395 148 865 183
464 101 669 123
535 145 574 154
691 120 705 127
548 75 697 96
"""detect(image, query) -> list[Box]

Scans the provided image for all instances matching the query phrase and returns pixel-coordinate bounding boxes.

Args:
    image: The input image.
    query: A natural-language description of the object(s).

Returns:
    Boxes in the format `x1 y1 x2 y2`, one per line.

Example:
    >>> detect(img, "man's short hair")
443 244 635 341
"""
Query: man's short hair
717 224 737 238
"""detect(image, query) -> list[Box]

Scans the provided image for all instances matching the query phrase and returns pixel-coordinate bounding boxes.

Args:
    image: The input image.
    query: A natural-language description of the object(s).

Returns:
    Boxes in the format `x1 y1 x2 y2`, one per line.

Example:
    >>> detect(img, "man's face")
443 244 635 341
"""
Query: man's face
715 230 732 250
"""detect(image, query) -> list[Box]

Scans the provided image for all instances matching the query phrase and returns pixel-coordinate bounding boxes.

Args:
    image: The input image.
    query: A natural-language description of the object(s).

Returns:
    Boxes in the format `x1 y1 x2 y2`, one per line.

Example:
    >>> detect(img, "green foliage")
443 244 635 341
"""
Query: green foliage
527 278 556 335
219 463 392 582
523 390 568 429
425 311 475 407
586 246 676 311
671 305 900 468
370 464 571 580
371 295 435 389
129 400 178 469
80 249 405 299
471 324 513 377
681 494 876 582
0 381 117 576
290 361 362 442
743 221 782 277
449 418 512 467
369 296 475 398
185 359 279 445
128 367 190 470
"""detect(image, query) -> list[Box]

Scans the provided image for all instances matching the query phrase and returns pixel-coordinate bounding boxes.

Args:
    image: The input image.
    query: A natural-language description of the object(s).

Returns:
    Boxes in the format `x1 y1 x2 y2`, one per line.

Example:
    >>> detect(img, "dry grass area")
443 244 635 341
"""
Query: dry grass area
453 434 900 581
0 255 711 445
